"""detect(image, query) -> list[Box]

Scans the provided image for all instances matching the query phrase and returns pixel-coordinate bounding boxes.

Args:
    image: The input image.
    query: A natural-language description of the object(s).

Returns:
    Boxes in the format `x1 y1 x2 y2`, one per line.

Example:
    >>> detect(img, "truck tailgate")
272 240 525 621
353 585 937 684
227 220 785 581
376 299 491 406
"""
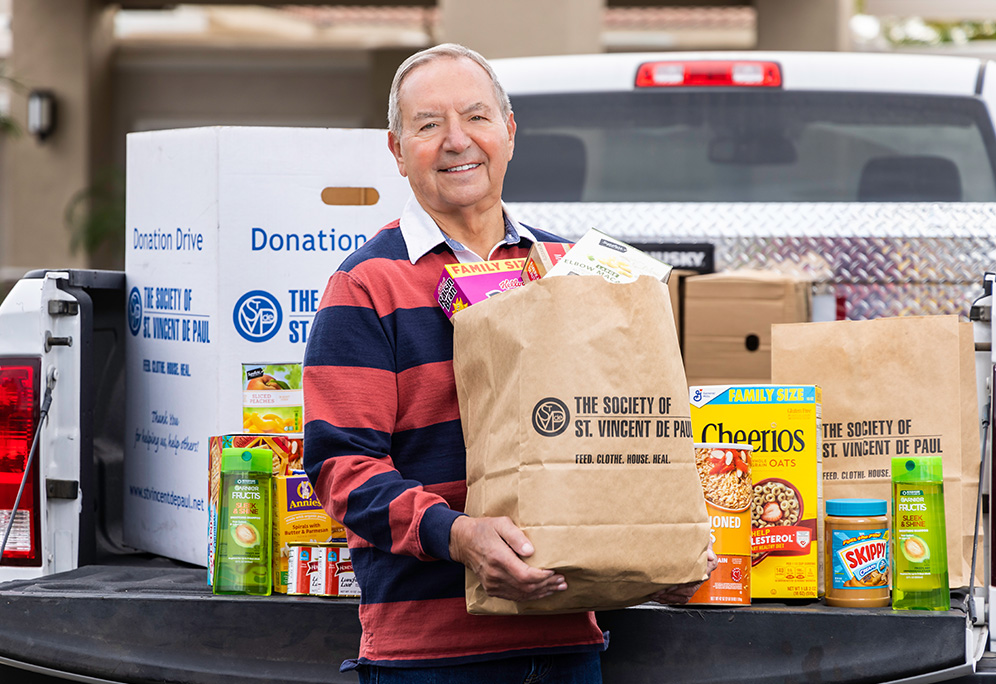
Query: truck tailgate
0 563 973 683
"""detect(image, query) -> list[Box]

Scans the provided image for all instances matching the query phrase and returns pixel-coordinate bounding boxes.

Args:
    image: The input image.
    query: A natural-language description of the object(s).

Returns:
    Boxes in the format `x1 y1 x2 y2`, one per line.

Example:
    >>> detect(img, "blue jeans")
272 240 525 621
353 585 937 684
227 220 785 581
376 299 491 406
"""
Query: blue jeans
356 652 602 684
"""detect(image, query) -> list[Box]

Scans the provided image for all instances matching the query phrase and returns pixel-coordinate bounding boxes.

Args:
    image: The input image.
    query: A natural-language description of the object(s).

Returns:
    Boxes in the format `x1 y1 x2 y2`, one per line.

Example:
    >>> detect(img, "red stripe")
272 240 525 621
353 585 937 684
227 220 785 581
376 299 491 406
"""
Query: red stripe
423 480 466 513
349 251 452 312
358 598 602 662
304 365 397 431
388 487 448 558
316 455 396 524
396 361 458 430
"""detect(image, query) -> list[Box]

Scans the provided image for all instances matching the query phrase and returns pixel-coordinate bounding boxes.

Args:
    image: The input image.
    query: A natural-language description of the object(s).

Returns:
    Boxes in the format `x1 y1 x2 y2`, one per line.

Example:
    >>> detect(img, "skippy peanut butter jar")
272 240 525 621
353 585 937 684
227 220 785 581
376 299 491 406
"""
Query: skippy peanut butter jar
690 385 823 599
689 443 753 605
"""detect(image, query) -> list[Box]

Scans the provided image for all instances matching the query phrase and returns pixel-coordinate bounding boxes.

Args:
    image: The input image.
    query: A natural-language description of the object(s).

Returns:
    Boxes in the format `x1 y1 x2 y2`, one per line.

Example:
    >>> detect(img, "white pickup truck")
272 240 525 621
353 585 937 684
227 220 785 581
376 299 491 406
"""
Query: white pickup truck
1 51 996 683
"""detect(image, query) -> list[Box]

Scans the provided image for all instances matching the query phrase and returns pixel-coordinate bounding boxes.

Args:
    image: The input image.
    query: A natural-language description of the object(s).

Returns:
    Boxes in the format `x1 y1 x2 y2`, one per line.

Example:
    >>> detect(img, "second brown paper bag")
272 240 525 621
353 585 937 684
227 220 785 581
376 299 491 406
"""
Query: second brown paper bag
771 315 980 588
453 275 711 615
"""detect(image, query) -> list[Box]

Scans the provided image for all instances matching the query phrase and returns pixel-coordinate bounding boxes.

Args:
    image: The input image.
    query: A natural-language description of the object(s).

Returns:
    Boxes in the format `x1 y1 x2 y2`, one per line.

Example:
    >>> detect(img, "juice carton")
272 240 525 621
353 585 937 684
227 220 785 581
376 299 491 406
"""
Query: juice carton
242 363 303 433
522 242 573 282
689 384 823 599
436 258 526 319
544 228 672 283
273 471 346 593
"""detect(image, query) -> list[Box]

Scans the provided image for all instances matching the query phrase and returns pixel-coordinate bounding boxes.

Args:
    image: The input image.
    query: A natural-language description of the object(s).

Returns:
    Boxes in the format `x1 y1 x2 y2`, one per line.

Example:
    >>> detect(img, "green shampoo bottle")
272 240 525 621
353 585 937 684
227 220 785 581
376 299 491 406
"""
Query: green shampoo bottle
213 447 272 596
891 456 949 611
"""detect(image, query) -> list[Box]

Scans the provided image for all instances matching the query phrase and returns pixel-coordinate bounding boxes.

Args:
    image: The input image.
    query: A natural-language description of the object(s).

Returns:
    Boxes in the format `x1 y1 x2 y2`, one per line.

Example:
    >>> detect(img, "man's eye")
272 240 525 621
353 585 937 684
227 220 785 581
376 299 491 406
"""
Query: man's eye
420 122 437 131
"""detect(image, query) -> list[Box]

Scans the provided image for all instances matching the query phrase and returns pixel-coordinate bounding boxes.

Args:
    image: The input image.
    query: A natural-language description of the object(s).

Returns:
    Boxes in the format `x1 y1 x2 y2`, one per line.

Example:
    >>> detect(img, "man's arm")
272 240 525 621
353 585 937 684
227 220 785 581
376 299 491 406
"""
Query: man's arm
304 269 459 561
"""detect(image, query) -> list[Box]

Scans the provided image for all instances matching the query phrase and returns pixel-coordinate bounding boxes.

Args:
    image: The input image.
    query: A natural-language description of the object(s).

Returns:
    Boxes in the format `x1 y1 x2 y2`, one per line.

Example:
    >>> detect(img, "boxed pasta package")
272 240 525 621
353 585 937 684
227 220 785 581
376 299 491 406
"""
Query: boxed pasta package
273 472 346 593
544 228 672 284
689 385 822 599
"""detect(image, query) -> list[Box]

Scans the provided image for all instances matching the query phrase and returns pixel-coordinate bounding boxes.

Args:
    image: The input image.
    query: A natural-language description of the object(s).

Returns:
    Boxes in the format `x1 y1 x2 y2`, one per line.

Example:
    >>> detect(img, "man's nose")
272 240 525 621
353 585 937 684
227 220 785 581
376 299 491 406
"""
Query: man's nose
442 119 472 152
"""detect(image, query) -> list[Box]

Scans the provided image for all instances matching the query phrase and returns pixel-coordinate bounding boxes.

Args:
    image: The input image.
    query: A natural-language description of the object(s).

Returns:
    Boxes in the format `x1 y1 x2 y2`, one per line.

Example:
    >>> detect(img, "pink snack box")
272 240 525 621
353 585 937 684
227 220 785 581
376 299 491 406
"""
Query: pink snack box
436 258 526 319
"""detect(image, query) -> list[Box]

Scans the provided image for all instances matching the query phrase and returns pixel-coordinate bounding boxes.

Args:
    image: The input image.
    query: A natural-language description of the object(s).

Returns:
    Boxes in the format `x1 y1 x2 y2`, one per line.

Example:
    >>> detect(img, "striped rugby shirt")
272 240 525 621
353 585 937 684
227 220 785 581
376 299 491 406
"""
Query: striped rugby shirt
303 199 604 669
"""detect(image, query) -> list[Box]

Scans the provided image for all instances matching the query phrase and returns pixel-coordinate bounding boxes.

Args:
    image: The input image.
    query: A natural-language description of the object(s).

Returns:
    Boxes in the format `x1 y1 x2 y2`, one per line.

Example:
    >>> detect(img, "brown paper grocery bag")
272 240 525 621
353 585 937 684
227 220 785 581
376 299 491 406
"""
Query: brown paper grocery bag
453 275 712 614
771 316 981 588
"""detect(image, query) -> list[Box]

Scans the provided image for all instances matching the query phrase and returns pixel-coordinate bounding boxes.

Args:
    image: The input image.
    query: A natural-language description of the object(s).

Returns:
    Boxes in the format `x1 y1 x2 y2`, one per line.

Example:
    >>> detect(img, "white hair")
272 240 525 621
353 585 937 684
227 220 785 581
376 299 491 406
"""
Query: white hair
387 43 512 137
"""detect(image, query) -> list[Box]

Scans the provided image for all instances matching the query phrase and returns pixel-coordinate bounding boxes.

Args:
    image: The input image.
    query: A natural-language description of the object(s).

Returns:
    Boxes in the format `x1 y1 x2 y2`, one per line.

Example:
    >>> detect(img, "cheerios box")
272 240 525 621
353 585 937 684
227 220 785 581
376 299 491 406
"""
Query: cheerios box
689 384 823 599
544 228 672 284
436 259 526 319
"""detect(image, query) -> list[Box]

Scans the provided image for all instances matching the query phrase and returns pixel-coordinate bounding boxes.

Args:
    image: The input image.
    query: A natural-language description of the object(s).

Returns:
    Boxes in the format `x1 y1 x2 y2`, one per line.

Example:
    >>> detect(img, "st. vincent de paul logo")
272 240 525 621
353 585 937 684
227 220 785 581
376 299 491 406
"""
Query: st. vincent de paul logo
127 287 142 336
233 290 282 343
532 397 570 437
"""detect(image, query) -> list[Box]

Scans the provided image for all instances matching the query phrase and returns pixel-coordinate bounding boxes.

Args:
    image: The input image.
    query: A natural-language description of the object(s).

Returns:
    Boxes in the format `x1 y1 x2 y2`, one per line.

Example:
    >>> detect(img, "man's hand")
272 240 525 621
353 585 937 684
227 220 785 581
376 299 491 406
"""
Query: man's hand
449 515 567 602
649 543 720 605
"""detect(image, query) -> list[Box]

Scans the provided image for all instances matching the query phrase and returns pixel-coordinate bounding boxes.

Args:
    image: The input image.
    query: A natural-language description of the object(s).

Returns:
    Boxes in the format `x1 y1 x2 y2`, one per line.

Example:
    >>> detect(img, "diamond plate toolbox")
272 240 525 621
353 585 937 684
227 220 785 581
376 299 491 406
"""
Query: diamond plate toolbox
508 202 996 320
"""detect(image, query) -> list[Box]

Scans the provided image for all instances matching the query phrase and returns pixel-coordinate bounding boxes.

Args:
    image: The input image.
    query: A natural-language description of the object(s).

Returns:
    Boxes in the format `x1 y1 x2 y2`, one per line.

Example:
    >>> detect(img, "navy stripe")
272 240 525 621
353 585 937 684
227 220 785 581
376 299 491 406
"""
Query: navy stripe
345 471 430 551
391 420 465 483
351 545 465 604
306 305 395 371
303 421 391 482
382 307 453 372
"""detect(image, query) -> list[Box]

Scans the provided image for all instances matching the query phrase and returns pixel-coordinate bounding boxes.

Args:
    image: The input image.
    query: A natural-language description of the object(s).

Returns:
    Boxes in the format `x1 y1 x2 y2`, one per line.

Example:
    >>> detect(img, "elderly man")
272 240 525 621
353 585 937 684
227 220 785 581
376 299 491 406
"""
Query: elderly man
304 43 712 683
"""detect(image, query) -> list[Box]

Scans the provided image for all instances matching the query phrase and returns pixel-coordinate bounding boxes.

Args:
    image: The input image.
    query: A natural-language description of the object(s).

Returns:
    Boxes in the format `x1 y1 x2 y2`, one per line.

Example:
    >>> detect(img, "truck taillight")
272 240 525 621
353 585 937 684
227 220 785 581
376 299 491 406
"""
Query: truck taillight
0 359 42 566
635 60 782 88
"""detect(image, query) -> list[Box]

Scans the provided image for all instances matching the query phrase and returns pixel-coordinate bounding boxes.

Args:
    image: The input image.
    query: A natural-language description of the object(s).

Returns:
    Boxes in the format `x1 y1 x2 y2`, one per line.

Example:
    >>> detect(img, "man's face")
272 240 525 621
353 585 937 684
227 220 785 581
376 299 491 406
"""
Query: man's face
388 56 515 220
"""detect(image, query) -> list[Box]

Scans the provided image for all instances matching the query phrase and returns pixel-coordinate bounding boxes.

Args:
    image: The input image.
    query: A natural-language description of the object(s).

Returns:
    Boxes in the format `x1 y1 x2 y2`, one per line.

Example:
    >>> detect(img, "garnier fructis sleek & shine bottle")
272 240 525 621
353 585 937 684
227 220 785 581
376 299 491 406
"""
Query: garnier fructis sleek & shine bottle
213 447 272 596
891 456 949 611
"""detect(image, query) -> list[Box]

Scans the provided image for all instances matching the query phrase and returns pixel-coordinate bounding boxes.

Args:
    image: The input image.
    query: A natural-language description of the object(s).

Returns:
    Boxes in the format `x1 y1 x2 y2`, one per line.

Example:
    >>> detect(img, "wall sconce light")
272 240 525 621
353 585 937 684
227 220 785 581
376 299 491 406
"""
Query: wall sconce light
27 90 57 142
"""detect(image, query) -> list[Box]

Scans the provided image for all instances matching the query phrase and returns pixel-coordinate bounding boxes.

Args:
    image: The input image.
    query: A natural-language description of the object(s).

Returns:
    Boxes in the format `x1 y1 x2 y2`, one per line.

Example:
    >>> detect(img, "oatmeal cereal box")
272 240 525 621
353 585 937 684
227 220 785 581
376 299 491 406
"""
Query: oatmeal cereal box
544 228 672 284
689 385 822 599
287 542 360 597
521 242 573 282
689 443 752 605
272 472 346 593
436 258 526 319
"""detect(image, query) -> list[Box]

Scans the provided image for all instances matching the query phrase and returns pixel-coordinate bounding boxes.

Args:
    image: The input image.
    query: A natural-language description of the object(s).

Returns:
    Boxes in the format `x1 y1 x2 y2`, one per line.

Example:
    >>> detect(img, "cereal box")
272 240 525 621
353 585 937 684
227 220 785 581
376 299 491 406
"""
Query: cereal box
436 258 527 319
208 433 303 586
689 385 822 599
688 443 752 605
242 363 303 434
544 228 672 283
521 242 573 282
287 542 360 597
273 472 346 593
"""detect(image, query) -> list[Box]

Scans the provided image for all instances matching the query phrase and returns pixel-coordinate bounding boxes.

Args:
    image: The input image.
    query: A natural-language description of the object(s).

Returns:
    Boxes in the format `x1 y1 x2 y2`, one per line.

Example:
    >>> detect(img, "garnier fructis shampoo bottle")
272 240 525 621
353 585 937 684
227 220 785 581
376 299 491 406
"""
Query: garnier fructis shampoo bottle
213 447 272 596
891 456 949 611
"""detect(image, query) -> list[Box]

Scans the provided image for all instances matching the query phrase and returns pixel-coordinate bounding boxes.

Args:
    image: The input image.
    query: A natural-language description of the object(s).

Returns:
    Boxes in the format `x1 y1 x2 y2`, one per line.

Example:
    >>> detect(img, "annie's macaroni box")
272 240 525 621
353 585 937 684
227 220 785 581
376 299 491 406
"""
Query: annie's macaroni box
689 385 823 599
522 242 573 282
544 228 672 284
273 471 346 593
436 258 526 319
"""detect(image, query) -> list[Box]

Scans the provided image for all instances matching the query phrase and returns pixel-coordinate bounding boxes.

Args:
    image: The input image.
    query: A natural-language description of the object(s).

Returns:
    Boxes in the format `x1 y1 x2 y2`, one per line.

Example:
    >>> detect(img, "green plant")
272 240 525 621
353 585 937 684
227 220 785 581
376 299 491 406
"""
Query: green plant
65 166 125 260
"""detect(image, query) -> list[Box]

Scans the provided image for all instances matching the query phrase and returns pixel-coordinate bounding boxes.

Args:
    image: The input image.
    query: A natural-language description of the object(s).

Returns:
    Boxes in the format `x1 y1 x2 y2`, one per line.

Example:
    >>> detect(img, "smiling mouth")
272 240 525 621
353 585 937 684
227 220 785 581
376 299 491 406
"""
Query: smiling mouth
441 163 481 173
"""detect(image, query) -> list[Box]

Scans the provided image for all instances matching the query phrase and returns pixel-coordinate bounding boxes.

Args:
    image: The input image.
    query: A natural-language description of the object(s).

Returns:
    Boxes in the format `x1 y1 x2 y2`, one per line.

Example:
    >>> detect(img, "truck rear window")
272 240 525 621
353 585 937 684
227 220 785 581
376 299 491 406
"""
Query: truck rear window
503 91 996 202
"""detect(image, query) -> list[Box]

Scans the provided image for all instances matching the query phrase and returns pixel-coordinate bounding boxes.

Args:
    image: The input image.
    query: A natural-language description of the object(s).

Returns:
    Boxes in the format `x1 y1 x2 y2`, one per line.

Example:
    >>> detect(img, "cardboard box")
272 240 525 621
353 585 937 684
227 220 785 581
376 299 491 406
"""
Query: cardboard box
667 269 696 353
242 363 303 433
436 258 525 318
272 472 346 593
522 242 572 282
683 270 811 386
544 228 672 283
207 433 304 585
689 384 822 599
125 127 410 565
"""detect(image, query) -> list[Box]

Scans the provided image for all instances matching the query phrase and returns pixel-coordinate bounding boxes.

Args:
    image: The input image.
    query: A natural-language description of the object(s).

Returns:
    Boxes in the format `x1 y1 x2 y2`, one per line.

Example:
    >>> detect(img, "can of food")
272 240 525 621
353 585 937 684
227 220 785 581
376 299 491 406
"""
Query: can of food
287 541 360 597
824 498 889 607
688 443 753 605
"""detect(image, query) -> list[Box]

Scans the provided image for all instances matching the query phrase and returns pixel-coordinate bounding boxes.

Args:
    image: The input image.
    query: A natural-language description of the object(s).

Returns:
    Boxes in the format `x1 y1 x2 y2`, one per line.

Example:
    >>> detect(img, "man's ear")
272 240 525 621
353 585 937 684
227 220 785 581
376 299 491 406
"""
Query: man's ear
388 130 407 177
506 111 516 161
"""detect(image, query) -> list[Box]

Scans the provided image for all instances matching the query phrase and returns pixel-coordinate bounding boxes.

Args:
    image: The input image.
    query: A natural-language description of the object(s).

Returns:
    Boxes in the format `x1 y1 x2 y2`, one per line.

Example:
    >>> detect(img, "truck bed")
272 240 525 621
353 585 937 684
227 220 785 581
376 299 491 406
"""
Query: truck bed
0 557 976 684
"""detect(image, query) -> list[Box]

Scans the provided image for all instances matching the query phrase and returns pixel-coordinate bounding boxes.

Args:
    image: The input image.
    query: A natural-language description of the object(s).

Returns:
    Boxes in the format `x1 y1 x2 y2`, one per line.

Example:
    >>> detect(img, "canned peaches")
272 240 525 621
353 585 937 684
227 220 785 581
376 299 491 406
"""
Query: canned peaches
689 443 752 605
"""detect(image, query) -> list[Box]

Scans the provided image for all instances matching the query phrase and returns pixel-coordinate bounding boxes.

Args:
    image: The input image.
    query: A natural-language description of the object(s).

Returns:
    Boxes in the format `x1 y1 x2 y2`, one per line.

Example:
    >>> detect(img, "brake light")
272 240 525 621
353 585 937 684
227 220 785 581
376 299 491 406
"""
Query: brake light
635 60 782 88
0 359 42 566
